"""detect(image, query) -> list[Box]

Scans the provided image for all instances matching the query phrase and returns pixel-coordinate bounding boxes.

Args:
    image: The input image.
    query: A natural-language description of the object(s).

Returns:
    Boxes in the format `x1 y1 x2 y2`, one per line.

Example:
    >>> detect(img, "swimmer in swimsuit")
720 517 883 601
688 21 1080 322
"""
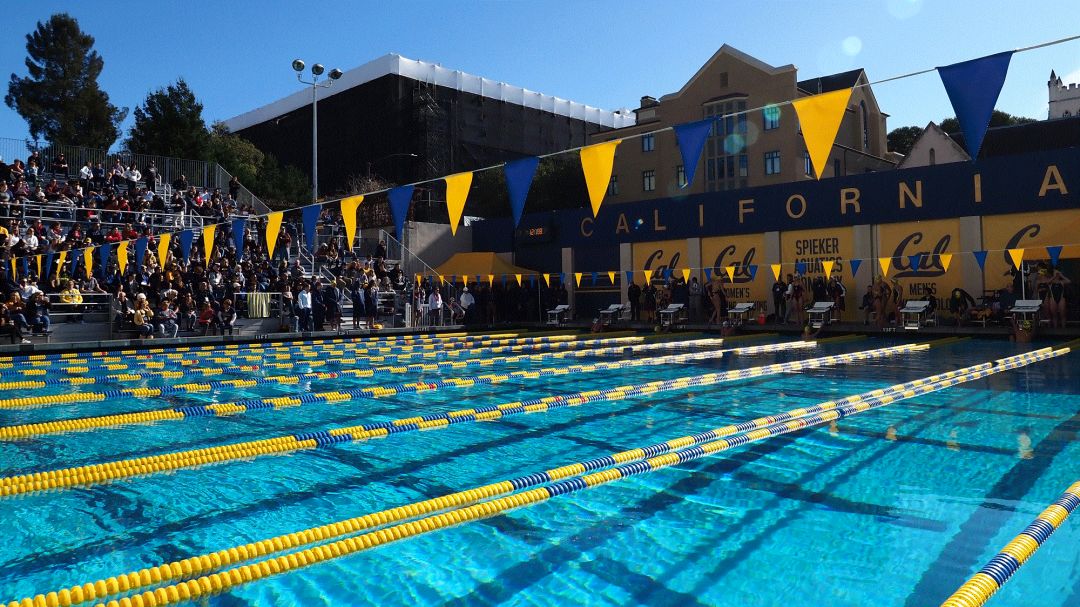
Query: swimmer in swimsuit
1046 268 1071 328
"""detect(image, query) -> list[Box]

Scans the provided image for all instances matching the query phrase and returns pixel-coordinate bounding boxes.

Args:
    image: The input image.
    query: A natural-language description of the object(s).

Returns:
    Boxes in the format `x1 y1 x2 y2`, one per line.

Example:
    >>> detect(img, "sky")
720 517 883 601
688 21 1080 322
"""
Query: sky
1 0 1078 151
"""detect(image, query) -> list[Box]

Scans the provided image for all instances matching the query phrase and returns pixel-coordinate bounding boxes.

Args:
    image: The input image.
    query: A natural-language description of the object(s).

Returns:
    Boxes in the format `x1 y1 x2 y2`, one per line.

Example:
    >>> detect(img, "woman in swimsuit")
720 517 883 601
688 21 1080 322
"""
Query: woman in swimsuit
1046 267 1072 328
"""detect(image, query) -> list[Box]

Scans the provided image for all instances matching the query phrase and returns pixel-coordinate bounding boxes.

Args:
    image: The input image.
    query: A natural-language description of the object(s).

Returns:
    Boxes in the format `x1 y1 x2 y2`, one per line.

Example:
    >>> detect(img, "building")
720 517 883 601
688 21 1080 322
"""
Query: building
896 122 971 168
898 116 1080 168
1049 70 1080 119
223 53 635 208
589 44 895 203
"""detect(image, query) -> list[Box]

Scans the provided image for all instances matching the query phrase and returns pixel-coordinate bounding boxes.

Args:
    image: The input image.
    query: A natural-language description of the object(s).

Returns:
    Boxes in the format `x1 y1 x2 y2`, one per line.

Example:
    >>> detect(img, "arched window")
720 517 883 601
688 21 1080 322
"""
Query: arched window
929 148 936 166
860 101 869 150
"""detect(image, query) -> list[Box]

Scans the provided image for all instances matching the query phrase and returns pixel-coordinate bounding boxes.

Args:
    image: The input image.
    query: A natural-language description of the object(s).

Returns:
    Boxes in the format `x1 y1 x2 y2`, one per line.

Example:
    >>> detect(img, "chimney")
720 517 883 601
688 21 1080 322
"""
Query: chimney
639 95 658 108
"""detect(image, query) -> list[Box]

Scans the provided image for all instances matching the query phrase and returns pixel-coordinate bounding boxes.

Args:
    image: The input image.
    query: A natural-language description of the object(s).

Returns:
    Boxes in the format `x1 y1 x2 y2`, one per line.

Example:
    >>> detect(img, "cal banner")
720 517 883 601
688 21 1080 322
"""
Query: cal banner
700 233 768 307
981 209 1080 292
632 238 688 284
780 227 856 314
876 218 961 309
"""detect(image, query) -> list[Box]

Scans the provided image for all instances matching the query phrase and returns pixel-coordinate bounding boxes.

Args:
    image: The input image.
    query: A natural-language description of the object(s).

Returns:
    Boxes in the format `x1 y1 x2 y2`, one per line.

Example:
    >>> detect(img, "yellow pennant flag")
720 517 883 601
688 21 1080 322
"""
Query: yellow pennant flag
725 265 736 283
681 268 691 283
879 257 892 277
265 211 284 259
939 253 953 273
339 197 363 251
83 247 93 279
822 260 835 278
415 273 422 285
444 173 473 236
608 271 617 285
57 251 67 278
9 259 14 279
771 264 783 282
579 140 621 217
438 274 445 285
487 274 495 286
574 272 583 287
35 254 41 278
117 241 129 275
792 88 853 180
543 273 551 287
462 275 469 287
514 273 522 287
157 233 171 268
1007 248 1024 270
643 269 653 284
202 225 216 267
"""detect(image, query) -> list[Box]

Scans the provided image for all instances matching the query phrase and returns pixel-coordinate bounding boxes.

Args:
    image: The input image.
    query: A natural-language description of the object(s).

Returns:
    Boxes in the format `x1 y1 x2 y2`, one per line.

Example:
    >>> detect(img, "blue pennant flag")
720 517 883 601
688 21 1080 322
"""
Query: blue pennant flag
502 274 508 287
70 249 79 277
388 185 414 238
529 274 537 287
559 272 566 285
504 157 540 228
849 258 863 277
908 254 923 272
625 270 634 284
134 237 147 269
302 205 321 253
232 219 247 260
98 243 111 277
795 261 807 276
748 264 758 281
20 257 28 278
449 275 456 285
591 271 598 285
1047 245 1063 267
704 267 712 281
973 250 988 270
44 252 54 279
937 51 1013 159
673 118 714 188
662 268 672 281
179 230 194 264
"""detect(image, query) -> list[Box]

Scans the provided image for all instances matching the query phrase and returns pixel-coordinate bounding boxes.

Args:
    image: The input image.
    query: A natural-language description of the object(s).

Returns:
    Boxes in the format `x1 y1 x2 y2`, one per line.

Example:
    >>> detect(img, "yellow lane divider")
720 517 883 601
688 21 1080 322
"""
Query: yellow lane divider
16 347 1058 607
0 344 917 497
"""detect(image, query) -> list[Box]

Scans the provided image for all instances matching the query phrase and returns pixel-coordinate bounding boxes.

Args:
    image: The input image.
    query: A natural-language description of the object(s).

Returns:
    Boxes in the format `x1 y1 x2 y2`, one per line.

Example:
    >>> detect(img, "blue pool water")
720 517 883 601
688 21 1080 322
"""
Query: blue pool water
0 333 1078 606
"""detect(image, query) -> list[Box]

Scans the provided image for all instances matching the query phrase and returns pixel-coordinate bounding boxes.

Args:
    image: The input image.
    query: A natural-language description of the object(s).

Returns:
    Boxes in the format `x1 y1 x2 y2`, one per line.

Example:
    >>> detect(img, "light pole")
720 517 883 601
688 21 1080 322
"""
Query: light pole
292 59 343 202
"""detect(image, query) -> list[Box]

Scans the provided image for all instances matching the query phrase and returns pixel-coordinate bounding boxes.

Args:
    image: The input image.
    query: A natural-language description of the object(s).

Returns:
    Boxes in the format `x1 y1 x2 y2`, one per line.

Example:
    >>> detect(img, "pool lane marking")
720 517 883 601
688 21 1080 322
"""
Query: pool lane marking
0 337 750 413
0 335 657 390
15 348 1057 607
0 344 920 496
940 479 1080 607
0 341 810 438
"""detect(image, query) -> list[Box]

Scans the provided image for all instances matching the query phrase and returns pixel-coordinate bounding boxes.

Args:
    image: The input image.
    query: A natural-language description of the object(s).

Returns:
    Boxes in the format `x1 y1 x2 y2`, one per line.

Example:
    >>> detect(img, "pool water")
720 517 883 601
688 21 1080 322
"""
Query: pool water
0 334 1077 606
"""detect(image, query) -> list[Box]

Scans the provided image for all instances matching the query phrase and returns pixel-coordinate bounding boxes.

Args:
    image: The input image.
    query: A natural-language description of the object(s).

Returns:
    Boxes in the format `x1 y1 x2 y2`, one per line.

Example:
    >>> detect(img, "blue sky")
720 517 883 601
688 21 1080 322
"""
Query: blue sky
2 0 1078 150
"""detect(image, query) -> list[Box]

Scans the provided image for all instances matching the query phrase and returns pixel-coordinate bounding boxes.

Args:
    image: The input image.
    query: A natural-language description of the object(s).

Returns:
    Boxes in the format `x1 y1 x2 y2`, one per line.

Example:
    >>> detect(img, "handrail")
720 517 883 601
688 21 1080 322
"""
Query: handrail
15 201 203 231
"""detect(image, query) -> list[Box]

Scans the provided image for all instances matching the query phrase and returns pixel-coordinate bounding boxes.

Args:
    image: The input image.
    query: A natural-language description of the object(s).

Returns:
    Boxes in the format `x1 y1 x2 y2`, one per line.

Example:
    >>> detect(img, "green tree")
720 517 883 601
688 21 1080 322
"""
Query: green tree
887 126 923 156
939 110 1036 134
127 79 210 158
254 153 310 209
208 122 264 186
4 13 127 148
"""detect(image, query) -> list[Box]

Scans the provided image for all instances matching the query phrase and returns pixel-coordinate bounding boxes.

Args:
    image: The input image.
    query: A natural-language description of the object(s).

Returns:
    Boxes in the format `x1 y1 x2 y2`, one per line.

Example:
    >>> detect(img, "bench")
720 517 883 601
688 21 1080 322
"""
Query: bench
900 300 936 330
806 302 835 329
599 303 628 327
547 305 571 326
658 303 687 328
727 302 756 326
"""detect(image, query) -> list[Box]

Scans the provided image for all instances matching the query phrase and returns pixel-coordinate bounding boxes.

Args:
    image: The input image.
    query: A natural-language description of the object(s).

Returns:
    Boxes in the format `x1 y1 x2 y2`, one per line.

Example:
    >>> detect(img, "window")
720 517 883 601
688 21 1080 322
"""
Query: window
833 158 841 177
738 155 748 178
720 72 729 87
763 105 780 130
607 175 618 196
642 170 655 192
704 97 749 192
804 152 812 177
641 133 655 152
676 165 686 188
929 148 936 166
764 151 781 175
860 101 869 150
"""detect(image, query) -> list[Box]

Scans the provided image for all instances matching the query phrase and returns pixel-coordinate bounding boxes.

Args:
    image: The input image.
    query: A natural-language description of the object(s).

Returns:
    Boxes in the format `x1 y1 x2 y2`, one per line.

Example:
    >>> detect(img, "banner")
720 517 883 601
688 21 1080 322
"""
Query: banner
56 251 66 280
849 258 863 278
157 233 171 268
45 252 54 279
98 243 111 277
701 233 768 304
877 218 961 308
265 211 283 260
579 140 621 217
937 51 1013 159
82 247 93 279
202 225 216 267
232 219 246 261
302 205 321 252
117 241 129 275
388 185 414 237
632 238 688 281
792 88 853 180
134 236 147 269
505 156 540 228
444 172 473 236
673 118 713 188
980 209 1080 292
179 230 193 264
340 196 362 251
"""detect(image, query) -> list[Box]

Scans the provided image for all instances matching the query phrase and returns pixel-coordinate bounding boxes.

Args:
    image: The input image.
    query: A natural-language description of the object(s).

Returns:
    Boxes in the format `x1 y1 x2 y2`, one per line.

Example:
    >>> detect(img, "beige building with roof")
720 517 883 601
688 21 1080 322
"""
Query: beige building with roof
591 44 895 203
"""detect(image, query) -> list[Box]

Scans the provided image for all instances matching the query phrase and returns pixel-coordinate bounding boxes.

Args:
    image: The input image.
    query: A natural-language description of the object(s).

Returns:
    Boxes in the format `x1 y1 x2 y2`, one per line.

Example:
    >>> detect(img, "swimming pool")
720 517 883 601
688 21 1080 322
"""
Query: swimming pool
0 332 1077 607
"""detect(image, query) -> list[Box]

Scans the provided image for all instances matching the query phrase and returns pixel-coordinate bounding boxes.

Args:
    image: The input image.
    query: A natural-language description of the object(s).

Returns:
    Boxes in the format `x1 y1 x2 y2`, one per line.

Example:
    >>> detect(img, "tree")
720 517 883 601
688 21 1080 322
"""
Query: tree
939 110 1036 134
5 13 126 148
127 79 210 159
887 126 922 156
208 122 264 186
253 153 310 209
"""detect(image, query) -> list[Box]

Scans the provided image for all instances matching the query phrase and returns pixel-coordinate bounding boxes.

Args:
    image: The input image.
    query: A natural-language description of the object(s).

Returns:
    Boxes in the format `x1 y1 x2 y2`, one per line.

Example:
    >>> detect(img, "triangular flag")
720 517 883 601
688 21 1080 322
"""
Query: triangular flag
339 196 362 251
939 253 953 273
625 270 634 284
35 254 41 278
822 260 835 278
591 271 598 286
415 273 422 285
529 274 537 287
795 261 806 276
157 233 171 268
515 273 522 287
449 275 456 285
444 172 473 236
438 274 445 285
662 268 672 281
179 230 194 264
543 273 551 287
643 269 653 284
973 250 988 270
56 251 66 279
1007 248 1024 270
681 268 691 283
559 272 566 285
792 88 853 180
579 140 621 216
501 274 507 287
462 275 468 287
771 264 782 282
487 274 494 286
748 265 758 281
849 259 863 277
673 118 713 187
265 211 283 259
574 272 583 287
879 257 892 277
505 157 540 228
20 257 28 278
232 218 246 261
70 249 78 277
724 265 736 282
98 243 111 276
937 51 1013 159
202 225 216 267
388 185 414 238
83 247 93 279
1047 246 1063 267
908 254 923 273
9 258 15 279
704 268 712 281
44 252 53 279
302 205 321 253
134 236 147 269
608 271 617 285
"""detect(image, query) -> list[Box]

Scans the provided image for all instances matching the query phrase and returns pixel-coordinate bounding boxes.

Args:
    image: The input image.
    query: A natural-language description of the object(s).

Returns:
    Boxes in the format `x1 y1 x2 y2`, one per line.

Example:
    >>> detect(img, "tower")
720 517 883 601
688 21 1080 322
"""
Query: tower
1048 69 1080 119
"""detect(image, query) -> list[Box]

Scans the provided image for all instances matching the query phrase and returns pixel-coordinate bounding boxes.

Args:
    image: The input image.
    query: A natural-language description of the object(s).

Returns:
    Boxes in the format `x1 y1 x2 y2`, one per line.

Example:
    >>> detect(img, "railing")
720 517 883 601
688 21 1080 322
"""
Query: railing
49 292 111 325
12 201 203 232
1 137 270 215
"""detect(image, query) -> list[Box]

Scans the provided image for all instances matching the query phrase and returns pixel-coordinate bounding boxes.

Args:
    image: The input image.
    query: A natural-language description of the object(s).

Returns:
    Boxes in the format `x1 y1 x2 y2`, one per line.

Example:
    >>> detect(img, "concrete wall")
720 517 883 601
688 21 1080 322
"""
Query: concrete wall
403 221 475 268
